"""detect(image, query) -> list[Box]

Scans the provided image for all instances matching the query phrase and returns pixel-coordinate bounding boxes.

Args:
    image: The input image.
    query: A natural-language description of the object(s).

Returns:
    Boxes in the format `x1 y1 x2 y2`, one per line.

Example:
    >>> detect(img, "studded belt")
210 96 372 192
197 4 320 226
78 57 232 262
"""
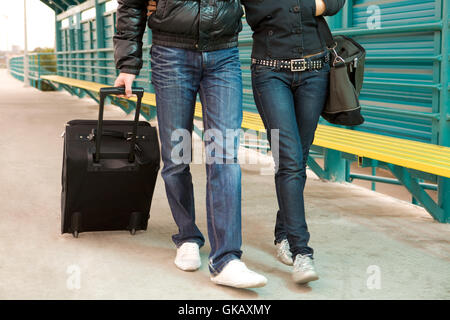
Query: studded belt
251 52 330 72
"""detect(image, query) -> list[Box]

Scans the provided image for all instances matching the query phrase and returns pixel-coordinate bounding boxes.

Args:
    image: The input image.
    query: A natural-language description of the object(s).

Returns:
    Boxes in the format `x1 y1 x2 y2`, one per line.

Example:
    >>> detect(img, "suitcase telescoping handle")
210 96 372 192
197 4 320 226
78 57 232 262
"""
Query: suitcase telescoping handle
95 87 145 163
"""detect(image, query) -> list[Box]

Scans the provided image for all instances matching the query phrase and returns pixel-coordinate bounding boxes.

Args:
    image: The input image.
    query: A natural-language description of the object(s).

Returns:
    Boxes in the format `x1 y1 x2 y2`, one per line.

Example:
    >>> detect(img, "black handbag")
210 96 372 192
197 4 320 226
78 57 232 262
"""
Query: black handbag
318 16 366 126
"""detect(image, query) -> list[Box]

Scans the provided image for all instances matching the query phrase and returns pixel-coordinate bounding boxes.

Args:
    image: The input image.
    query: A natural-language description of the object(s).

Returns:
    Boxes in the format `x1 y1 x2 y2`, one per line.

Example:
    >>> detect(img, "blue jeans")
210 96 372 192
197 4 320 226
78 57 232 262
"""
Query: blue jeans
151 45 243 275
251 52 330 258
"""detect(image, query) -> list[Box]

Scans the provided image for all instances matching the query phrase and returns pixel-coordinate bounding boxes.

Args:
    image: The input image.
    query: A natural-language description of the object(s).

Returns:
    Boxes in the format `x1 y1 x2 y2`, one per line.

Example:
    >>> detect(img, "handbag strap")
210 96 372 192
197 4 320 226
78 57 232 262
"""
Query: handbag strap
317 16 336 49
317 16 346 65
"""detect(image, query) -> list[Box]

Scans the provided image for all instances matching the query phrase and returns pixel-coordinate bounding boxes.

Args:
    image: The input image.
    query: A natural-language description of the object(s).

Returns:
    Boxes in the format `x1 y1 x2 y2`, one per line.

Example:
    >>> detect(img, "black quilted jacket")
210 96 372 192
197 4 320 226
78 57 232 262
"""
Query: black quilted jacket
114 0 244 75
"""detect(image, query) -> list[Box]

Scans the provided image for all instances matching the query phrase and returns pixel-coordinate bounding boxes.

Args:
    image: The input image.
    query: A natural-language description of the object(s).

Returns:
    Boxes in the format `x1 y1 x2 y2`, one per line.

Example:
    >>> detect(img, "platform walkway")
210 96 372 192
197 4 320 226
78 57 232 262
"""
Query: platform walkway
0 69 449 299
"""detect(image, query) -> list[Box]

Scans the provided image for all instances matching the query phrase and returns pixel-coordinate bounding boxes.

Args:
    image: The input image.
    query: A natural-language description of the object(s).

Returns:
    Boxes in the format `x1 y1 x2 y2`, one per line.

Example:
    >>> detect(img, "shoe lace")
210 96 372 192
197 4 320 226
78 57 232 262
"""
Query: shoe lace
278 240 291 257
294 254 315 272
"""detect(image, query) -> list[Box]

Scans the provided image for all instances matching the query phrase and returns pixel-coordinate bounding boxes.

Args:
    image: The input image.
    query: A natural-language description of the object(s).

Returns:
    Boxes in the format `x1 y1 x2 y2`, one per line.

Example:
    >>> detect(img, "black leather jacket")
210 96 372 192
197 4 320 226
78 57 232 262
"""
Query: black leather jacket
242 0 346 59
114 0 244 75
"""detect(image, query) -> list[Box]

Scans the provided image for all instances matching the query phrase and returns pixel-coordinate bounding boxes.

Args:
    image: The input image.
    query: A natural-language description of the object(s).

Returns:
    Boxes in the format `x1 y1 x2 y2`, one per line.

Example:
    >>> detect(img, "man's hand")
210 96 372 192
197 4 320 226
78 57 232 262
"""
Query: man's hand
114 73 136 98
147 0 157 16
315 0 326 16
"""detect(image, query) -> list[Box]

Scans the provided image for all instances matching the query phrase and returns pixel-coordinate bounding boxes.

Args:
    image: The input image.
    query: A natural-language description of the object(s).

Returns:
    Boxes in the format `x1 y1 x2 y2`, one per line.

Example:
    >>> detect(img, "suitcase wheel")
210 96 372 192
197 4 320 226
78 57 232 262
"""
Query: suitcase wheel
71 212 82 239
128 212 143 236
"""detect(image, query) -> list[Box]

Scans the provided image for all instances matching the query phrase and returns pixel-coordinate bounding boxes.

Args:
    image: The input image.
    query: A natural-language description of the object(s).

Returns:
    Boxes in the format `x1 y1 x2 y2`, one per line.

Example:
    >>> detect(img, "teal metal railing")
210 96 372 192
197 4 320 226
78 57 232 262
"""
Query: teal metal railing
9 52 57 90
8 56 24 82
55 47 152 92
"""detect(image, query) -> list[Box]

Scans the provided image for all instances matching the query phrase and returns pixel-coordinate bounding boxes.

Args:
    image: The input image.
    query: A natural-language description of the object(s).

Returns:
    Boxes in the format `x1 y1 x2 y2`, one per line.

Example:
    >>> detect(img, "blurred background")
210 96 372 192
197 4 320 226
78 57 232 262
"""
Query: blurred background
0 0 55 67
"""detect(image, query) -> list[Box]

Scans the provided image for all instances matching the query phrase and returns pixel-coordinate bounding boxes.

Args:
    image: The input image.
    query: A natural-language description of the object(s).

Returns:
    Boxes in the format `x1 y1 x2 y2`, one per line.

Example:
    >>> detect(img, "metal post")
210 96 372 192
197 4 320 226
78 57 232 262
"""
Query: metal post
69 17 76 79
95 0 106 84
23 0 29 87
439 0 450 148
371 166 377 191
388 164 445 222
37 54 42 90
76 12 84 80
438 0 450 222
439 178 450 222
324 149 346 182
55 19 62 76
342 0 353 29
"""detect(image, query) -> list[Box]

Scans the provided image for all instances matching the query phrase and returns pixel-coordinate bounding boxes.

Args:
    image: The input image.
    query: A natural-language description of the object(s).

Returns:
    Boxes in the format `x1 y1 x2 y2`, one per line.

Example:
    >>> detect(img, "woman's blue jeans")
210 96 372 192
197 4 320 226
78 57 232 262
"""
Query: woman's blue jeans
251 52 330 257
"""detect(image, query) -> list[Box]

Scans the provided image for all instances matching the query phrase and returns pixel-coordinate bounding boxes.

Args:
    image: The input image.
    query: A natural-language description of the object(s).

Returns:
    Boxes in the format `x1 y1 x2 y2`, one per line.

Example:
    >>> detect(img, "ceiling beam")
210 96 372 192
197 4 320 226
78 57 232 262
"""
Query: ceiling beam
40 0 65 13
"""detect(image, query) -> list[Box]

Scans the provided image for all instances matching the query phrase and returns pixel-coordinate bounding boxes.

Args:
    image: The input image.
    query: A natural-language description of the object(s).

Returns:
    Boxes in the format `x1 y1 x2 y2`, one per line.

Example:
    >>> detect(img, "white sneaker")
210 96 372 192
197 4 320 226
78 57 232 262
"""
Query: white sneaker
292 254 319 284
174 242 201 271
210 259 268 289
276 239 294 266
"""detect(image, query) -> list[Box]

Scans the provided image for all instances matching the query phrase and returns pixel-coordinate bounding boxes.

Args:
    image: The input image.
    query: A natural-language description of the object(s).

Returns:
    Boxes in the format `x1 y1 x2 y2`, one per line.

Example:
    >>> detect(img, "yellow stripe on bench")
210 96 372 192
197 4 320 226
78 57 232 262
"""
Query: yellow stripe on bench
42 75 200 120
314 125 450 178
42 75 450 178
241 118 450 178
42 75 266 132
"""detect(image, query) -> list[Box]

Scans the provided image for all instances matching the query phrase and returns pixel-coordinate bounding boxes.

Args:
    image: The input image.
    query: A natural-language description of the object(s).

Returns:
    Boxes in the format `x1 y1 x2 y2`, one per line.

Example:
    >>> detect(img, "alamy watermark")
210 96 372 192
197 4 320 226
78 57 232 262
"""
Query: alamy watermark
366 265 382 290
170 128 279 175
367 5 382 30
66 264 81 290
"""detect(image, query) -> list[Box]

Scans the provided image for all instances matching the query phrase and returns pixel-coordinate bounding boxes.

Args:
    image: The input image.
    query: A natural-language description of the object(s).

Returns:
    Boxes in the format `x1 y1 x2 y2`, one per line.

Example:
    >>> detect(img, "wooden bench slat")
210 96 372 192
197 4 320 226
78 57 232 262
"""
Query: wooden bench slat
316 125 450 155
42 75 104 92
246 117 450 158
313 136 450 178
314 132 450 168
316 129 450 163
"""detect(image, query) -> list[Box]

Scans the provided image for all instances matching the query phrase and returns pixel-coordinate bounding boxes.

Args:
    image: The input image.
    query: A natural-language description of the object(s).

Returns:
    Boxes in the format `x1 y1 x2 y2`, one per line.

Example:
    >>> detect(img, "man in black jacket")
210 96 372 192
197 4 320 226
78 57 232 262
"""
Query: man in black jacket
113 0 267 289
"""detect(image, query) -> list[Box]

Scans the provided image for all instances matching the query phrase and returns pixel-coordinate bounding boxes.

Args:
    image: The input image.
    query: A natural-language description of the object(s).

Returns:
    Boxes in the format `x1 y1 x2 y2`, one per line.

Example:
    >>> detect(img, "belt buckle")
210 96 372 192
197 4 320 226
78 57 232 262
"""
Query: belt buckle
291 59 306 72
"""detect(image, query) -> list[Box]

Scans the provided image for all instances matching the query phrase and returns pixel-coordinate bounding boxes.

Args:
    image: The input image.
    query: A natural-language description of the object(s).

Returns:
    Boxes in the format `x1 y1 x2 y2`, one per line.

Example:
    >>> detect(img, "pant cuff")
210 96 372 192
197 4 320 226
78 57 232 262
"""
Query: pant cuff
292 248 314 259
174 239 204 249
209 254 240 276
274 238 288 245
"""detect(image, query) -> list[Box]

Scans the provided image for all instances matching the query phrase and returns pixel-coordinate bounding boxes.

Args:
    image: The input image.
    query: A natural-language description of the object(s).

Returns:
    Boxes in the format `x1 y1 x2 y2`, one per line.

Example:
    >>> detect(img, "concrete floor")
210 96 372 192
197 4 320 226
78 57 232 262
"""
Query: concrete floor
0 69 449 300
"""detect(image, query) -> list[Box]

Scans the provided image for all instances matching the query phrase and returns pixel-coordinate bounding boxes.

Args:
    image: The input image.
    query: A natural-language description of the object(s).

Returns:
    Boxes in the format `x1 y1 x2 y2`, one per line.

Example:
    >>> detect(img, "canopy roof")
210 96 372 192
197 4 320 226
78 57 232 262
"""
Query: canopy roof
40 0 89 14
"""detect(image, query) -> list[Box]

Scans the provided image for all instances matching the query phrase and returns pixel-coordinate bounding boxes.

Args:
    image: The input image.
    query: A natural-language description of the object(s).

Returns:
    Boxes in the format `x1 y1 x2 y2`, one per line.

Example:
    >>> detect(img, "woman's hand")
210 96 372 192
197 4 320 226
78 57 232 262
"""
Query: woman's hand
147 0 157 16
114 73 136 98
315 0 326 16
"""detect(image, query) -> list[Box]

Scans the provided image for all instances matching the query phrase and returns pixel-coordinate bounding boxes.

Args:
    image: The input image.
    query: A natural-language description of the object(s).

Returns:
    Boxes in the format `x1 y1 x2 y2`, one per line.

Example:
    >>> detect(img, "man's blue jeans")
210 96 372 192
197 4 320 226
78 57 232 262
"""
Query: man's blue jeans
151 45 243 275
251 52 330 258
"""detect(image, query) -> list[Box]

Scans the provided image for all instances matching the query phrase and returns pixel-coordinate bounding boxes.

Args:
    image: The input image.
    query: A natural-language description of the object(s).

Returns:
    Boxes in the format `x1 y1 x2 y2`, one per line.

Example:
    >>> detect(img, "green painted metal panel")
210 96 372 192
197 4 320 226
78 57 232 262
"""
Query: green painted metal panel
352 0 440 27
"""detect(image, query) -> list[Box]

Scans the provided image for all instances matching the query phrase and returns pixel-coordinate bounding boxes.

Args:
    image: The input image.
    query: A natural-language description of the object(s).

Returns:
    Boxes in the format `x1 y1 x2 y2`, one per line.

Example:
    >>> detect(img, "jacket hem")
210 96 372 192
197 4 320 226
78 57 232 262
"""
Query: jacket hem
152 31 239 52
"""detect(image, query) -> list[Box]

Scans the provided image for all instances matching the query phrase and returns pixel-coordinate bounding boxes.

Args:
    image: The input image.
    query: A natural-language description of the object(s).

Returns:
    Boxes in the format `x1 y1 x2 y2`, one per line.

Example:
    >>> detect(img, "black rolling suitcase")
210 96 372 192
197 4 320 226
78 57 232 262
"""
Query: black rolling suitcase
61 87 160 238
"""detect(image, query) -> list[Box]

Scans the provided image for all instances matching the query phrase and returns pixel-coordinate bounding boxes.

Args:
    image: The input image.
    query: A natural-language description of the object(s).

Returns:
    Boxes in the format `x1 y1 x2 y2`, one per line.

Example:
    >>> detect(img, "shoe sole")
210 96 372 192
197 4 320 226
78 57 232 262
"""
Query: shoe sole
210 278 267 289
174 261 201 272
293 273 319 284
278 257 294 266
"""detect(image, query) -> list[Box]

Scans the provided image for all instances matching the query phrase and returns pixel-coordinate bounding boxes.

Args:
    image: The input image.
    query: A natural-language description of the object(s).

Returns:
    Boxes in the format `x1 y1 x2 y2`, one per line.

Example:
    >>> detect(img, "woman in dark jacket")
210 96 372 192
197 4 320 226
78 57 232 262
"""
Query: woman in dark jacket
240 0 346 284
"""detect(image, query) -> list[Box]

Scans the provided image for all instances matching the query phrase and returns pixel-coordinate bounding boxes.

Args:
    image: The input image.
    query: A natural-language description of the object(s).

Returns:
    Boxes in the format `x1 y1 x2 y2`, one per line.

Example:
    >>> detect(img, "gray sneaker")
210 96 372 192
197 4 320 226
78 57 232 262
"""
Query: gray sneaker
275 239 294 266
292 254 319 284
